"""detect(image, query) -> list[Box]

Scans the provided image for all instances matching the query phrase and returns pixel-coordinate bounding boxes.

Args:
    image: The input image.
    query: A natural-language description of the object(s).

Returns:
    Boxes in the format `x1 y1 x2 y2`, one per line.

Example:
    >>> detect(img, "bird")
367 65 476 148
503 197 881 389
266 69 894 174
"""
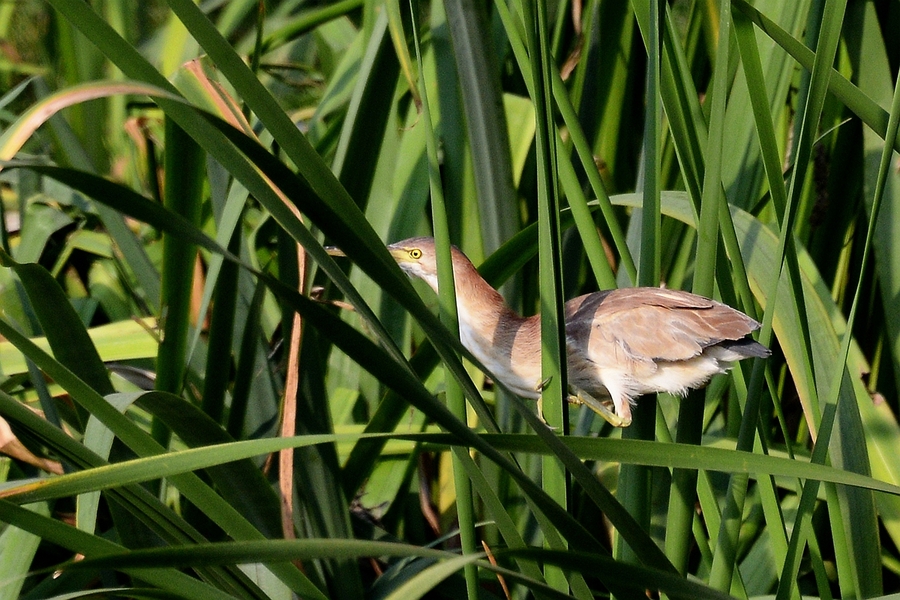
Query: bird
376 237 770 427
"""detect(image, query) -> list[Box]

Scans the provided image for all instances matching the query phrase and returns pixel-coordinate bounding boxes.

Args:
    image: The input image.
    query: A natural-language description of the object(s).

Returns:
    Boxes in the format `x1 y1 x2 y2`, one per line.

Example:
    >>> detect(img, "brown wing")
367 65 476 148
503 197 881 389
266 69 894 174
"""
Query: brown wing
565 287 761 363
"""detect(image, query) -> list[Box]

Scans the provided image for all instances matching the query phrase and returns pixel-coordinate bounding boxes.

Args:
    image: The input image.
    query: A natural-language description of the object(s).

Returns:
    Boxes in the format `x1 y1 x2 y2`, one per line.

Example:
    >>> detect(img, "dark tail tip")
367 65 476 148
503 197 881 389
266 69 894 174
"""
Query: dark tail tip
723 337 772 358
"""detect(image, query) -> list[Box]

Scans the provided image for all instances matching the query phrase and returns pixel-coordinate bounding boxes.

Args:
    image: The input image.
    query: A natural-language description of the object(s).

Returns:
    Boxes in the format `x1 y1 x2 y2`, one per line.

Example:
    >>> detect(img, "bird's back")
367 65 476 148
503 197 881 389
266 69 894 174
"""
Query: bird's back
564 287 766 363
561 287 768 412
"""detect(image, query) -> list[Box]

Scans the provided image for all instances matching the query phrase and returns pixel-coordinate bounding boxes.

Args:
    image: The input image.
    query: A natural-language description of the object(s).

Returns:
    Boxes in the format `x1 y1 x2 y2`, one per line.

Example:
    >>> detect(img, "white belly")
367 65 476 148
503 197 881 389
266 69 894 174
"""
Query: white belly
458 317 541 399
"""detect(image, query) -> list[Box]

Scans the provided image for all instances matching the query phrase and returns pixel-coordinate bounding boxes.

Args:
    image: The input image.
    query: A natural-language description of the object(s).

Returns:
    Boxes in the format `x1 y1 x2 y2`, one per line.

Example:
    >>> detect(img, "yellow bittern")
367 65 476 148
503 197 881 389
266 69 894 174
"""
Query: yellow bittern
353 237 769 427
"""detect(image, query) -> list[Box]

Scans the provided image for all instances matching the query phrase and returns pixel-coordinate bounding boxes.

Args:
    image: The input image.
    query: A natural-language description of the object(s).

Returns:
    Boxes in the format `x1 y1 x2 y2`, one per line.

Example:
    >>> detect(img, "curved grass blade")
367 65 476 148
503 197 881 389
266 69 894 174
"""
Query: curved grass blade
4 424 899 523
0 322 325 599
852 0 900 425
0 499 240 600
0 252 113 399
62 540 735 600
0 391 275 598
260 0 364 55
137 391 284 539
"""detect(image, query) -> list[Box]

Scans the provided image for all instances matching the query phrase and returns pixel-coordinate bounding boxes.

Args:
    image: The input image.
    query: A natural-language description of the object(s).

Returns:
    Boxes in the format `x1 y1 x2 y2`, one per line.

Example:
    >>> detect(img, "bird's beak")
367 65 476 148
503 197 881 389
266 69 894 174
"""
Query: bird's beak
387 243 416 266
324 244 414 273
325 244 409 269
387 247 408 262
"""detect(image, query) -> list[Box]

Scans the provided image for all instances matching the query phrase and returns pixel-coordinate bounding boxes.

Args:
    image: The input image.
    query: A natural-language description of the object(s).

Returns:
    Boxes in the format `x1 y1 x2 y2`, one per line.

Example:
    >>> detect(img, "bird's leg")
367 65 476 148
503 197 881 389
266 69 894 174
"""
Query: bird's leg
534 378 556 429
536 395 548 425
568 386 632 427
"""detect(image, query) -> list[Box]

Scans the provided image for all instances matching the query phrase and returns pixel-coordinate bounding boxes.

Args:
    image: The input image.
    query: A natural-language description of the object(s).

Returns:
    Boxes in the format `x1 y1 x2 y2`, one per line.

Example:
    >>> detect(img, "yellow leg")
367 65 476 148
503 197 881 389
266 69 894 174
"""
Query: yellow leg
533 378 553 428
568 386 632 427
534 395 558 430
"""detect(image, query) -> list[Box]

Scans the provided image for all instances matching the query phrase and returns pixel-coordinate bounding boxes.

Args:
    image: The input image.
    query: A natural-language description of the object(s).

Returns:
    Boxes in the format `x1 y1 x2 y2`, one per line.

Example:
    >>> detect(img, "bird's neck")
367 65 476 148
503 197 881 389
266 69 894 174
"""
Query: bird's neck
430 255 535 374
459 279 519 326
446 257 542 396
438 251 522 329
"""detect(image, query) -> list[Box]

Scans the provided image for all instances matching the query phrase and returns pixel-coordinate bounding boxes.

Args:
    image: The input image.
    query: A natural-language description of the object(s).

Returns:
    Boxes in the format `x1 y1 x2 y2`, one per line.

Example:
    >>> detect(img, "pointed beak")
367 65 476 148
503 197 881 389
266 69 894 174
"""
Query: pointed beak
325 244 409 271
387 246 408 262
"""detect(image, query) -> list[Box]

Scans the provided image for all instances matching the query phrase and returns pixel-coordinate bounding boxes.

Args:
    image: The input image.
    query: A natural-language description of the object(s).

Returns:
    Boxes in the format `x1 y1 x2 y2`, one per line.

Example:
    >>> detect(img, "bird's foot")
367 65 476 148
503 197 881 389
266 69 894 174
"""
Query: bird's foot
568 387 632 427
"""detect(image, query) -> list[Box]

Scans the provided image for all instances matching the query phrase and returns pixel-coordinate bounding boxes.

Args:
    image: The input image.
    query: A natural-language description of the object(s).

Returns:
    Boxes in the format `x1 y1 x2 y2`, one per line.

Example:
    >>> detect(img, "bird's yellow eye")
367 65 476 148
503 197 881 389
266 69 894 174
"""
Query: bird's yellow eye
409 249 422 259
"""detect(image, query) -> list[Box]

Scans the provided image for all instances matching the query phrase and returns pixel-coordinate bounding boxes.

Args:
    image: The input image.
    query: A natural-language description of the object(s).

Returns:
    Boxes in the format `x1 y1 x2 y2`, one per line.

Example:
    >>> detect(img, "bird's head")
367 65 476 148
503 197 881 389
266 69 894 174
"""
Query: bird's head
325 237 476 295
387 237 441 290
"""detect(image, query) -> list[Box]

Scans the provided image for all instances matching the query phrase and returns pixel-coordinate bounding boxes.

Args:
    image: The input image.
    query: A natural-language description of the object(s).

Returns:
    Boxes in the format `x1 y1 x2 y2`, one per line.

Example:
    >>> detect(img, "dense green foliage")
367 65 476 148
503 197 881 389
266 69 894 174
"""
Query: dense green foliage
1 0 900 598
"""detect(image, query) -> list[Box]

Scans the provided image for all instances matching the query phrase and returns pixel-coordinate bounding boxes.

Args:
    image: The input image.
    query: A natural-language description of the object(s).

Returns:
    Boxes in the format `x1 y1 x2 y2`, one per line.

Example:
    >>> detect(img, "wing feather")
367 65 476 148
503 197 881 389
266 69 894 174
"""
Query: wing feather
565 288 761 363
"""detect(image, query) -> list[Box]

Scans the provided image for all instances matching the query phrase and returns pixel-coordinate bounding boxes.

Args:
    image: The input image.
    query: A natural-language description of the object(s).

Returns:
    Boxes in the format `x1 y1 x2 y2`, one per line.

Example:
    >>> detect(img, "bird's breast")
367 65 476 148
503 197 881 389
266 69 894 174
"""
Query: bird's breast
457 310 543 398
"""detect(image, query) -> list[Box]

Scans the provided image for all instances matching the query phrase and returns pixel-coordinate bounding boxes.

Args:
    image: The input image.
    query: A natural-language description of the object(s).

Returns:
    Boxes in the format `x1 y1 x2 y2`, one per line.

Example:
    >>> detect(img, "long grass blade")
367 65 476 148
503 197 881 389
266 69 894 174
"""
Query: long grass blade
444 0 519 254
408 3 478 596
151 118 205 448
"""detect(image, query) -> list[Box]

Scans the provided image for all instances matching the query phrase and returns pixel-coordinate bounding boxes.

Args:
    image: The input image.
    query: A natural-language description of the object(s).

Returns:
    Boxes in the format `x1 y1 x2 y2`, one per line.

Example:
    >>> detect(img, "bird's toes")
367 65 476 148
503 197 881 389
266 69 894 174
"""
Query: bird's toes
615 415 632 427
570 387 633 427
536 377 552 392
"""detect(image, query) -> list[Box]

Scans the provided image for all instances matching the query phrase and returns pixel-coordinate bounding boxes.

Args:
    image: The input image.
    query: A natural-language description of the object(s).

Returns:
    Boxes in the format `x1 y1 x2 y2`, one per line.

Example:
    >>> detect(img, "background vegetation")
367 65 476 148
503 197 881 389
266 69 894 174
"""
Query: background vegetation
1 0 900 598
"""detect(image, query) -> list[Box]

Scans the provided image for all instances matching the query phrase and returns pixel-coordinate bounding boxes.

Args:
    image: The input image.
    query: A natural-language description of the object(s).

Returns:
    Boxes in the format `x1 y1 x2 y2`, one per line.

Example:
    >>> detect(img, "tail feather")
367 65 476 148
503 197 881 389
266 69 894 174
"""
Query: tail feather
719 337 771 358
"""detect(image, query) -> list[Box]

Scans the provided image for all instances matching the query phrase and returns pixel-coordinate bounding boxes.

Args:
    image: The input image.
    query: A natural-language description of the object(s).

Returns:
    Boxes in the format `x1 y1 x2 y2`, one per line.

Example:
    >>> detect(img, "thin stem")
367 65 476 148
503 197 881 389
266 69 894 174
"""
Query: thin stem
409 3 478 597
